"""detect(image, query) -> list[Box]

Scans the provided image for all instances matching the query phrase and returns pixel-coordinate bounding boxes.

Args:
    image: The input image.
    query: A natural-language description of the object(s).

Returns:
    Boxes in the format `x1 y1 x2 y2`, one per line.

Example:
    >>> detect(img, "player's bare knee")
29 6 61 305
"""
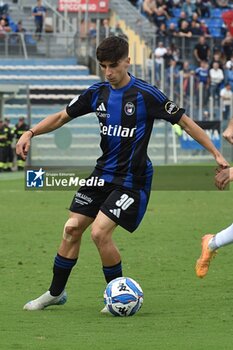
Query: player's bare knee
63 217 83 243
91 226 108 246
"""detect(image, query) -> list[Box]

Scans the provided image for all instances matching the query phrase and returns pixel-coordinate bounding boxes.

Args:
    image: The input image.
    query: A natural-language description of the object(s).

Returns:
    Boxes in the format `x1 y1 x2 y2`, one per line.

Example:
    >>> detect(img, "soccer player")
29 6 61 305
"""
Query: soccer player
196 118 233 278
16 36 229 311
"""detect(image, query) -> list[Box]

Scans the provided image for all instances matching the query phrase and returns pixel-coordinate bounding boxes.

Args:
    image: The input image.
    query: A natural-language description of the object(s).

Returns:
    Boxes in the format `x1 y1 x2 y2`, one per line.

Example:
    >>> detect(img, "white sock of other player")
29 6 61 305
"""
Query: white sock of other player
208 223 233 251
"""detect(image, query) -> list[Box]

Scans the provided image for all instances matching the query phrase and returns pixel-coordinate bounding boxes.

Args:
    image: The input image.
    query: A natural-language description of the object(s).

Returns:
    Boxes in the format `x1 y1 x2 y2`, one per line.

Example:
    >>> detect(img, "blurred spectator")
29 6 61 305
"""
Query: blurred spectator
190 21 203 36
215 0 230 9
182 0 196 18
193 36 210 64
225 65 233 90
15 20 26 33
182 60 192 95
32 0 47 41
209 62 224 101
221 31 233 61
0 18 11 38
199 20 211 37
154 41 167 83
163 46 175 68
220 83 232 120
177 11 189 30
210 50 224 69
112 22 126 38
196 0 211 18
178 20 192 37
141 0 157 22
156 22 168 44
195 60 210 106
0 1 9 15
14 117 29 170
0 120 7 172
99 19 114 40
154 6 169 27
167 22 178 43
225 53 233 69
3 118 14 171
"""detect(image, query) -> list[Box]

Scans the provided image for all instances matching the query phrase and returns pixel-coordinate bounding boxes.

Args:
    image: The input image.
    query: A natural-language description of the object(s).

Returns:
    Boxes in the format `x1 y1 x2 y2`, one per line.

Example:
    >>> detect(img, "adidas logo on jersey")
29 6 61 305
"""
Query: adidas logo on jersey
97 103 106 111
109 208 121 218
96 103 110 118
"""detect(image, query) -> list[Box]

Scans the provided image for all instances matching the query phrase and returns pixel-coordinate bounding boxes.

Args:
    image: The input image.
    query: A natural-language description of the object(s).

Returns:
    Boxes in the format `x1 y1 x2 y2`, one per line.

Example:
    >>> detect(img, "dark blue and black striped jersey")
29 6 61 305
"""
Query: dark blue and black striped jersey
66 74 185 191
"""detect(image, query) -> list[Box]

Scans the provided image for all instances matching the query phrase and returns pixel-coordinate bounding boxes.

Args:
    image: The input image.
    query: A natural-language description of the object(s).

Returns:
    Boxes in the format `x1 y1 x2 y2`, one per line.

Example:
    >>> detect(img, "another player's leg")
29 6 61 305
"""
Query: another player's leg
91 211 122 313
23 213 94 310
195 223 233 278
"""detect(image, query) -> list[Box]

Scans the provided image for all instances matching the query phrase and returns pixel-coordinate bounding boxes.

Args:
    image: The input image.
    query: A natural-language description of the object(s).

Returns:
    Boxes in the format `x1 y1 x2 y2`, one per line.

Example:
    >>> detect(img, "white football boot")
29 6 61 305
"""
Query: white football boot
100 306 110 314
23 290 67 311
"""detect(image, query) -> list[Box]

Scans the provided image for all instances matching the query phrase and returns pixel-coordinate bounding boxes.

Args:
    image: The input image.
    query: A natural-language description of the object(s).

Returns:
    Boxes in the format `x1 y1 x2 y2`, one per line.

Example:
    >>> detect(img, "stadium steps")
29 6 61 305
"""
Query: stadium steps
109 0 155 47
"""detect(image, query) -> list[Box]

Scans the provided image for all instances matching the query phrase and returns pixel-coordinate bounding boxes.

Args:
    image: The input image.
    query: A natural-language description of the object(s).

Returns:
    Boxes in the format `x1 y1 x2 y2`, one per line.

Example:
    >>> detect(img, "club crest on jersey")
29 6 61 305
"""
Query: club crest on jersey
124 102 135 116
165 101 179 114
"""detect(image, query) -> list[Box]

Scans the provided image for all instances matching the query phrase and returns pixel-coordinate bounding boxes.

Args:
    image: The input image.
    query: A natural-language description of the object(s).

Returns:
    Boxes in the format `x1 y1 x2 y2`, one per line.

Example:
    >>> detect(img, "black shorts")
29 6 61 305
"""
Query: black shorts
69 182 150 233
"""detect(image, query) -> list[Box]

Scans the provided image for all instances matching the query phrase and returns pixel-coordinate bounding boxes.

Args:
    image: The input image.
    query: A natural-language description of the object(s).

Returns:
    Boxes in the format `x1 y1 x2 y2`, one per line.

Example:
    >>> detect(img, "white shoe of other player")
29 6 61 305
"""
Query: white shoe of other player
23 290 67 311
100 305 110 314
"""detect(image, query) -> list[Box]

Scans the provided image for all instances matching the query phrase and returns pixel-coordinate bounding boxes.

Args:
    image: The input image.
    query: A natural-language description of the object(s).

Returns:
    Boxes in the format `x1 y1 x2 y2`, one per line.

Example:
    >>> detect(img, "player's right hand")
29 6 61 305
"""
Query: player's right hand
223 128 233 145
215 167 233 190
16 131 32 160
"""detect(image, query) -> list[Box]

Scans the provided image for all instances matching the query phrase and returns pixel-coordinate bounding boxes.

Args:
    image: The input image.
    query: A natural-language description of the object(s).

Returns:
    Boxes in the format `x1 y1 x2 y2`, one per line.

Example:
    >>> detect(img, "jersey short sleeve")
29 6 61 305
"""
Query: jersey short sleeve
144 86 185 125
66 89 94 119
153 99 185 124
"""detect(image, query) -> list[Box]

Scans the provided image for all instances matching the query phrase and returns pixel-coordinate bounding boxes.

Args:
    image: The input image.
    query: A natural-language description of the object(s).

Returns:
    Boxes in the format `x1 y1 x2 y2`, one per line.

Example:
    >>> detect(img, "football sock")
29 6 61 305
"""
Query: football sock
49 254 77 296
208 223 233 250
102 261 122 283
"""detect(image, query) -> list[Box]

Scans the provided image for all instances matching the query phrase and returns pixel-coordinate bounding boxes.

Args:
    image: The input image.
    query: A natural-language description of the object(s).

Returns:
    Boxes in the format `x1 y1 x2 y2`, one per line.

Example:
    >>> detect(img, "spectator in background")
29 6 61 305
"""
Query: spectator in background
177 11 189 30
178 20 192 37
221 32 233 61
220 83 232 120
156 22 168 44
141 0 157 23
225 53 233 70
0 18 11 39
167 22 178 44
199 20 211 37
209 61 224 102
32 0 47 41
190 21 203 36
154 6 170 28
224 65 233 91
195 60 210 107
193 36 210 64
99 19 114 40
182 0 196 18
182 60 192 96
14 117 29 170
0 1 9 15
196 0 211 18
210 50 224 69
15 20 26 33
154 41 167 84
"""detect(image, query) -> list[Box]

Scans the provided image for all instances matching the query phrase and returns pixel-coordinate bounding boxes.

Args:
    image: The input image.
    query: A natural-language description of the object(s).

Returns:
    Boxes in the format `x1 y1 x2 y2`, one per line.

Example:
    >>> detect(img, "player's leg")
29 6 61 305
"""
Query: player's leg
23 212 94 310
91 211 122 283
196 223 233 278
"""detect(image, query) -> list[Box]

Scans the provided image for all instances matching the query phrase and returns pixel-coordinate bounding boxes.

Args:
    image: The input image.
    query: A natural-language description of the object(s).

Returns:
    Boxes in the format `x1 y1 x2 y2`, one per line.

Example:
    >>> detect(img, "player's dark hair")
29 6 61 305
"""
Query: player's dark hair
96 36 129 63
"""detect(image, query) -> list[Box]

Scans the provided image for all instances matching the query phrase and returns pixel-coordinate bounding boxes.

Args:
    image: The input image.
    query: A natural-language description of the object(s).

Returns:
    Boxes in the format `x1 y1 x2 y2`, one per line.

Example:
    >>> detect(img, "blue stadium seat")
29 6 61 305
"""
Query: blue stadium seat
211 8 223 18
209 27 223 38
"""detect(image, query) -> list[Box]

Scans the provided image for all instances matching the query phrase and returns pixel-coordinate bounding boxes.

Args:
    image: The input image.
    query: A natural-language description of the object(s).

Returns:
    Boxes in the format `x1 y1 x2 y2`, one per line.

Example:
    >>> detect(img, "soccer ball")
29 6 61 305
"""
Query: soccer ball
104 277 144 316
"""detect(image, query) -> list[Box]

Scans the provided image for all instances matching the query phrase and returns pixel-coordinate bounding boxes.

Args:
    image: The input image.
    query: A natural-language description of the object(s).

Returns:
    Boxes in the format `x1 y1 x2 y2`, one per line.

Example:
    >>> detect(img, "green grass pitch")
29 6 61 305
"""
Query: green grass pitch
1 171 233 350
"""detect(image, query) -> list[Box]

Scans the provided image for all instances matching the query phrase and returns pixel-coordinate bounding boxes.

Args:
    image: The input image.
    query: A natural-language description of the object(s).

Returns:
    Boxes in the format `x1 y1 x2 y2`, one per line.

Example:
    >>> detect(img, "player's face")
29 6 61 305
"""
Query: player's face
99 57 130 89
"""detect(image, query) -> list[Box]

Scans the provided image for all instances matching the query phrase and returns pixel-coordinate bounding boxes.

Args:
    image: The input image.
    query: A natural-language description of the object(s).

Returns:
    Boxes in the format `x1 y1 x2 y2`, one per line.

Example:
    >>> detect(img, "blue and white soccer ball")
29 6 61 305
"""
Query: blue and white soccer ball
104 277 144 316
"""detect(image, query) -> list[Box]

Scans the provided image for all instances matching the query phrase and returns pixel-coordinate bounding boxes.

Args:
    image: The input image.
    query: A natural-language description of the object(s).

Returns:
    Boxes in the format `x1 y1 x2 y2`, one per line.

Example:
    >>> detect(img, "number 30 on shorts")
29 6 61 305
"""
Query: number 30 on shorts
115 194 134 210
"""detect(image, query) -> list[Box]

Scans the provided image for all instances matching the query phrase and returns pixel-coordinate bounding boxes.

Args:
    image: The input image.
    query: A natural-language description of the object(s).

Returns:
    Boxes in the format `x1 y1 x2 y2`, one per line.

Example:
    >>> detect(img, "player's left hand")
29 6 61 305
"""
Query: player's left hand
215 167 233 190
214 154 229 173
